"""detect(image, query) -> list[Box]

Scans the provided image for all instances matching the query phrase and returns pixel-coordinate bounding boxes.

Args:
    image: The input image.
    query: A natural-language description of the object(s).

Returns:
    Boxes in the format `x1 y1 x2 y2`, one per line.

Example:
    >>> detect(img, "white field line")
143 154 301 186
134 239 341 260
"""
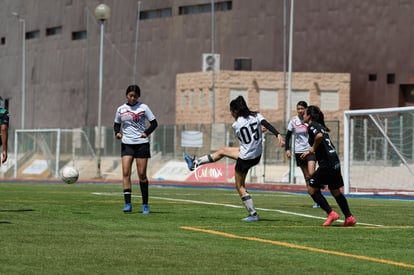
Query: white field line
92 192 384 227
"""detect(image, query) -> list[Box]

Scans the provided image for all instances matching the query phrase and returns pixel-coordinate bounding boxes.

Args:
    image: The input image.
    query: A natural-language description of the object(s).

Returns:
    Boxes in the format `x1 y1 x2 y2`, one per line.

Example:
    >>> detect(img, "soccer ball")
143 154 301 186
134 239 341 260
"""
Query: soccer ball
61 166 79 184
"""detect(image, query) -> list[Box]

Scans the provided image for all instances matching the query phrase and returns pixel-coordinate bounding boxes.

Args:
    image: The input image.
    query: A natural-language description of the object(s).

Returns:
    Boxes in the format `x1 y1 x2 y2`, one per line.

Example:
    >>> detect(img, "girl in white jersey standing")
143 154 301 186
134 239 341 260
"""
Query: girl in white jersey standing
114 85 158 214
184 96 284 221
285 101 318 208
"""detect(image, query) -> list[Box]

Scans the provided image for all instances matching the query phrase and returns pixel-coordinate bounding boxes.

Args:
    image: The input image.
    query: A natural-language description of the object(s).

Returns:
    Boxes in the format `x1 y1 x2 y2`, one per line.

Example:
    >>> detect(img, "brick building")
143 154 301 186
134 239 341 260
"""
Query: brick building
176 71 350 127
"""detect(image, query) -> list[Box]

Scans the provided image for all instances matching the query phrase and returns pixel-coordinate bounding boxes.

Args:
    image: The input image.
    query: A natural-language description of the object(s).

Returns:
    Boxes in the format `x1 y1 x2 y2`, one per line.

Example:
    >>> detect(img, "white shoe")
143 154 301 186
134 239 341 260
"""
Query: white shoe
312 203 320 208
242 215 260 222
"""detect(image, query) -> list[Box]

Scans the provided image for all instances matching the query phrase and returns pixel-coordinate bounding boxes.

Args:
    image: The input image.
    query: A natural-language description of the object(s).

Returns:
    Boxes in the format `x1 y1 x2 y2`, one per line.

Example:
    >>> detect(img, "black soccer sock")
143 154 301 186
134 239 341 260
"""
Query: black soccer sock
334 193 352 217
123 188 132 204
311 190 332 214
140 181 149 205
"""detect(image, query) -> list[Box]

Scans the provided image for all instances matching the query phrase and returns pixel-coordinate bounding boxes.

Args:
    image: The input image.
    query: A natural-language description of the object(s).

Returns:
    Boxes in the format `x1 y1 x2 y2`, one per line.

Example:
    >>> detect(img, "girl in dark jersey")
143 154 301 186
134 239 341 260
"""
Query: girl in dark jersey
301 105 356 226
0 97 9 164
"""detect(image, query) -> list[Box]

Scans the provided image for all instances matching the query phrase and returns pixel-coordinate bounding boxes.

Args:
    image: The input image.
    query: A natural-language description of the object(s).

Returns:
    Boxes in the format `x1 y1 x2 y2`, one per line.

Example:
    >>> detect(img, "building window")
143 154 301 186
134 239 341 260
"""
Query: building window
72 30 87 40
320 90 339 110
260 89 278 110
387 73 395 84
180 90 186 109
199 88 204 109
209 88 214 108
46 26 63 36
368 74 377 81
179 1 232 15
230 89 248 105
189 89 195 107
291 90 310 110
1 37 5 45
26 30 40 40
140 8 172 20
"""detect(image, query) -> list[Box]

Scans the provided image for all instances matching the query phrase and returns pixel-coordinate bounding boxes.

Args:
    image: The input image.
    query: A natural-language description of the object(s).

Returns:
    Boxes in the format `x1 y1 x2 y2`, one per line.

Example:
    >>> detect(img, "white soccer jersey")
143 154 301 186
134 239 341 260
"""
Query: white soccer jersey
287 115 310 153
232 113 264 160
114 102 156 144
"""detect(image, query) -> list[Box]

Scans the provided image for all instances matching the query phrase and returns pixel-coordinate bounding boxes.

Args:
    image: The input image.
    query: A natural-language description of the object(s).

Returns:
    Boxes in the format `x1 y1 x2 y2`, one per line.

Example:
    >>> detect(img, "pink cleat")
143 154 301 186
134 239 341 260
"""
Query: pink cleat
343 215 357 227
323 210 339 226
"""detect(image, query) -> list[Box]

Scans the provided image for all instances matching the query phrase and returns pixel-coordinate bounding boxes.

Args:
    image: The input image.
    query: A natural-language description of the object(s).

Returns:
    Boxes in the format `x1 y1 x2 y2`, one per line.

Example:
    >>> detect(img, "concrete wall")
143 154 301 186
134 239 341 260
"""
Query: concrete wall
0 0 411 130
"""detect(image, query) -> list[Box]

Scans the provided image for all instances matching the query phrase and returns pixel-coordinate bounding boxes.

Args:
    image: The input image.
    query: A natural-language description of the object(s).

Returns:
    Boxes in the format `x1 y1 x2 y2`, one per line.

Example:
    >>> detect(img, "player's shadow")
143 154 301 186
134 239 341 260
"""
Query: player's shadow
0 209 34 212
0 209 34 225
124 211 170 215
71 211 91 215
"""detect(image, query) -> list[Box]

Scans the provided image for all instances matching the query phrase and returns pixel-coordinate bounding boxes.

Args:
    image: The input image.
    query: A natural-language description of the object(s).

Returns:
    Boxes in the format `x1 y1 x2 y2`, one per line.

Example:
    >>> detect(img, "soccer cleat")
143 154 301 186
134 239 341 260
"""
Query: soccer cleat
312 203 320 209
183 152 196 171
242 214 260 222
123 203 132 213
343 215 357 227
322 210 339 226
142 204 149 215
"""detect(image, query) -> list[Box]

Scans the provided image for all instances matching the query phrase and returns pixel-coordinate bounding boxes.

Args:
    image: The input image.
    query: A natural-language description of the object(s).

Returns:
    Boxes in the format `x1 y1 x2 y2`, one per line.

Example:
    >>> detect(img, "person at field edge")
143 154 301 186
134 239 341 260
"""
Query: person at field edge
285 101 319 208
0 97 9 165
184 95 285 222
301 105 356 226
114 85 158 214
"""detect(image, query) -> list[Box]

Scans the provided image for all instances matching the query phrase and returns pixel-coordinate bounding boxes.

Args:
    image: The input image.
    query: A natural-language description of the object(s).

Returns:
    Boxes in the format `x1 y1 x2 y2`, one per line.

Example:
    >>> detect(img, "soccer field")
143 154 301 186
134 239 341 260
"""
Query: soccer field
0 182 413 274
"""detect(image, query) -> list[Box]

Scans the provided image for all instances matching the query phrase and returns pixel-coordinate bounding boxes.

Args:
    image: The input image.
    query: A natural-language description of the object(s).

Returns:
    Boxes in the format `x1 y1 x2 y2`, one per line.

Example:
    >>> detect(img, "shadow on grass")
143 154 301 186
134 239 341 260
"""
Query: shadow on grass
0 209 34 212
71 211 91 214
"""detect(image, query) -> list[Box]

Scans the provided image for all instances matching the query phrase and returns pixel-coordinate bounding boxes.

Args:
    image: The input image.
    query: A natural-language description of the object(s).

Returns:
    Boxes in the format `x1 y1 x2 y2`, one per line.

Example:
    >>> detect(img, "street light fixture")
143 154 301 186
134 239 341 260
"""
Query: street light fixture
12 12 26 129
94 4 110 178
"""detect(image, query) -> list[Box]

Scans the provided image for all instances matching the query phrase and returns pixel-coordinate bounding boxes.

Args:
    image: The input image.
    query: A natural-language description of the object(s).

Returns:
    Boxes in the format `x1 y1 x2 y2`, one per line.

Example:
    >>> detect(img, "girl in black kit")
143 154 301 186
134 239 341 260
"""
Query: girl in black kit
301 105 356 226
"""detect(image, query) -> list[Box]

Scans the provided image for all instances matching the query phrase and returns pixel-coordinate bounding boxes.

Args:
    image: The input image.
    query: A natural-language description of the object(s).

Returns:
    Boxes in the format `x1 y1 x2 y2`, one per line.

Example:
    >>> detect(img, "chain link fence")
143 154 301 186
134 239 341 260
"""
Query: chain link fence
3 121 340 183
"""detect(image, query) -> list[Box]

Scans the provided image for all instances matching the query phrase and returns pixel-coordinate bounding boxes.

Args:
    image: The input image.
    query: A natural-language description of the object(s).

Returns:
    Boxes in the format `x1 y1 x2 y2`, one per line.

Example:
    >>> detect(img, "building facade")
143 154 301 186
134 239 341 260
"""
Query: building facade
176 71 350 126
0 0 412 129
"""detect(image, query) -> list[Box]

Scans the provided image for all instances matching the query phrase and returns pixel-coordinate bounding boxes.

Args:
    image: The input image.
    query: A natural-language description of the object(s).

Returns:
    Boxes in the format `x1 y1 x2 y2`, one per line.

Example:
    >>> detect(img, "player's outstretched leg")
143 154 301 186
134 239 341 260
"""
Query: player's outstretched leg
183 152 196 171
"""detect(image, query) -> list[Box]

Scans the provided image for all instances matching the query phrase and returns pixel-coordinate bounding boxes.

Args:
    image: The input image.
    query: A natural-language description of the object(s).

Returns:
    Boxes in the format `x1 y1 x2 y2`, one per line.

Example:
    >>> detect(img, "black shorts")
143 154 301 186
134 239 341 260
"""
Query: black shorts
235 155 261 174
121 143 151 158
295 153 316 167
309 164 344 190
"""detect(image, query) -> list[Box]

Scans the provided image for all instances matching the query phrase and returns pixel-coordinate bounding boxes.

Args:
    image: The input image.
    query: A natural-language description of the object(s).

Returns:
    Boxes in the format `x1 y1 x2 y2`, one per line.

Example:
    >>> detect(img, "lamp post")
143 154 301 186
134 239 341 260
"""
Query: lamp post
94 4 110 178
287 0 295 183
12 12 26 129
133 1 141 84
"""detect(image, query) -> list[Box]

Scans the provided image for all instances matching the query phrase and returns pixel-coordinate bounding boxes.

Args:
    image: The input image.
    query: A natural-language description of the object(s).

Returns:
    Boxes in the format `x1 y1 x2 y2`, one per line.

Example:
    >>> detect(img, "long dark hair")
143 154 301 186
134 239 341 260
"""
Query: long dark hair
306 105 330 132
229 96 256 118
